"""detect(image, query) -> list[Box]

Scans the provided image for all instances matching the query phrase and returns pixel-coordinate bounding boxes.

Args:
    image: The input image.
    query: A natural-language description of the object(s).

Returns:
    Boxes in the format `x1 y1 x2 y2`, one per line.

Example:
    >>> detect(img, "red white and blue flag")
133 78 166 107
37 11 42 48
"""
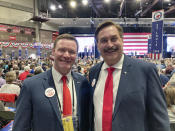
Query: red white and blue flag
123 33 151 55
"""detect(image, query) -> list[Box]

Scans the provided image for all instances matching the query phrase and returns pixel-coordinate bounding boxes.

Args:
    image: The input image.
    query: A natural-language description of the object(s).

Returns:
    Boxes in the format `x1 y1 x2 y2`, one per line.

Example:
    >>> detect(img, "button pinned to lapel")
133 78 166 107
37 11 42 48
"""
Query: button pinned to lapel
123 71 127 75
45 88 55 97
91 79 96 87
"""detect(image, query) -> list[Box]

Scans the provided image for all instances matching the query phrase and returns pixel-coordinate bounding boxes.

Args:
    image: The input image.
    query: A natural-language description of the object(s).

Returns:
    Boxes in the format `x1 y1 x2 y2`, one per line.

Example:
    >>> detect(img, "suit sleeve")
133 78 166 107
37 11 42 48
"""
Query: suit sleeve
79 77 92 131
12 81 32 131
146 64 170 131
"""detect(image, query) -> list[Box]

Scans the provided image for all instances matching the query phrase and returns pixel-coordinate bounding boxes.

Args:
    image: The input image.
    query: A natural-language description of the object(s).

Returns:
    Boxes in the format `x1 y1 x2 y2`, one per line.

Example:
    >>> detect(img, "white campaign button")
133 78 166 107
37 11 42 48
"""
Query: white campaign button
45 88 55 97
91 79 96 87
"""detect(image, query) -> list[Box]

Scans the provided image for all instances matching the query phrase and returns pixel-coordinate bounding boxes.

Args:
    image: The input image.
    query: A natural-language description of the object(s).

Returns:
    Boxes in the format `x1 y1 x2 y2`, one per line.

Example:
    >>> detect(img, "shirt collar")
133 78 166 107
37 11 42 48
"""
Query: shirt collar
52 67 71 82
102 54 124 70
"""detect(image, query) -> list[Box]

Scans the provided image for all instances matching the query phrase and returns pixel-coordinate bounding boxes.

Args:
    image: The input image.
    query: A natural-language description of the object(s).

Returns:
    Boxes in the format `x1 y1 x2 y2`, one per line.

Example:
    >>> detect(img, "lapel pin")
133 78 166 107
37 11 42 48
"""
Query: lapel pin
91 79 96 87
45 88 55 97
124 72 127 75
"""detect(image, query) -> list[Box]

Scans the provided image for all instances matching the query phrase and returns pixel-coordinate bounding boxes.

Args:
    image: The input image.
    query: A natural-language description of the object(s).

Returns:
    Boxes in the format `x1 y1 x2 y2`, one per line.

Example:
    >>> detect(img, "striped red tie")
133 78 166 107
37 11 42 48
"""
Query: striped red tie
102 67 115 131
62 76 72 116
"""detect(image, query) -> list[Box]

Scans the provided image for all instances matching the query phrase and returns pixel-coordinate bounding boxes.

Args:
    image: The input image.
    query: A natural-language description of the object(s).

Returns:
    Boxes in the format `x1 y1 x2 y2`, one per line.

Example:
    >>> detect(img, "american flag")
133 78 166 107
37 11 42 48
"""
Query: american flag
123 33 151 55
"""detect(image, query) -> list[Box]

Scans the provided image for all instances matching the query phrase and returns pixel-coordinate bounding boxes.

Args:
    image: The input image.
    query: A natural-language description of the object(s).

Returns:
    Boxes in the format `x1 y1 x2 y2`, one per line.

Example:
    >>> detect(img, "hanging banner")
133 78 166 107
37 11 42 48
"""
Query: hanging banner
148 39 152 53
19 48 22 57
11 42 19 48
3 42 11 48
25 48 28 58
151 10 164 54
9 36 16 40
84 46 88 57
21 43 29 48
0 24 8 32
12 50 15 58
24 28 32 35
12 26 20 33
36 43 41 56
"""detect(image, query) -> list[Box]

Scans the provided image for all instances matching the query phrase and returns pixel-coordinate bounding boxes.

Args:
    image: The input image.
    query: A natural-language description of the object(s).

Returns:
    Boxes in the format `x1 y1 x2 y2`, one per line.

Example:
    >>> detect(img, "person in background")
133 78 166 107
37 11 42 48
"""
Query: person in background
0 71 20 107
13 34 91 131
164 87 175 131
18 66 30 81
89 21 170 131
34 66 44 75
0 68 6 88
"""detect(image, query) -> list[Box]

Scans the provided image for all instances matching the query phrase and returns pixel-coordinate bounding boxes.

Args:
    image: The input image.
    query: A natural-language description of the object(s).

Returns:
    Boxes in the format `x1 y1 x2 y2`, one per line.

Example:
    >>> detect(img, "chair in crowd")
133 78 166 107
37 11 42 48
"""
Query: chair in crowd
0 94 16 129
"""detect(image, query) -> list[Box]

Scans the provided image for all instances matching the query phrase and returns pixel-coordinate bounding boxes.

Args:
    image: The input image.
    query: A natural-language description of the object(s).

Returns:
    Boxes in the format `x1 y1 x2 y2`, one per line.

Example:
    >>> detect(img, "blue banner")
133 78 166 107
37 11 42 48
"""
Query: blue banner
18 49 22 57
148 39 152 53
84 47 87 57
92 45 95 56
151 19 163 54
37 46 41 56
151 10 164 54
25 48 28 58
12 51 15 58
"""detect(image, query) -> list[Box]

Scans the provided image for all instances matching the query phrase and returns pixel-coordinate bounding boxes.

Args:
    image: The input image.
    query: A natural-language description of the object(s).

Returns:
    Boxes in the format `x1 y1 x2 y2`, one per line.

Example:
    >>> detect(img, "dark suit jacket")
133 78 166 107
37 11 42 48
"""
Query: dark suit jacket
12 69 91 131
89 55 170 131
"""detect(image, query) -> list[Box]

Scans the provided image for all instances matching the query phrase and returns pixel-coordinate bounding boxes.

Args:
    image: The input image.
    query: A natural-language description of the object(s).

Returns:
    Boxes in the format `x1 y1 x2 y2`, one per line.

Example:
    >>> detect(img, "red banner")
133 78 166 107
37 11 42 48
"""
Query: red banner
24 28 32 35
0 24 8 32
9 36 16 40
12 26 20 33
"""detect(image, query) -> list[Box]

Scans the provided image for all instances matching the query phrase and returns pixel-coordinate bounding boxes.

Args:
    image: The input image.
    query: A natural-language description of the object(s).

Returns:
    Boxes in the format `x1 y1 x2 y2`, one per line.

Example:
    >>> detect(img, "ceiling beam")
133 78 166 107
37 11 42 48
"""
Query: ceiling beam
88 0 101 17
140 0 160 17
119 0 125 17
165 5 175 15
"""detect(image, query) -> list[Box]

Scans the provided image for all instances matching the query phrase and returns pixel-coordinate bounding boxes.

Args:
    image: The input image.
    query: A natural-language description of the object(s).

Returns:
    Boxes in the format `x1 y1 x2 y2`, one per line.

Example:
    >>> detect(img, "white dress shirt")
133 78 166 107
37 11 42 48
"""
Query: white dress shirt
52 67 77 116
93 54 124 131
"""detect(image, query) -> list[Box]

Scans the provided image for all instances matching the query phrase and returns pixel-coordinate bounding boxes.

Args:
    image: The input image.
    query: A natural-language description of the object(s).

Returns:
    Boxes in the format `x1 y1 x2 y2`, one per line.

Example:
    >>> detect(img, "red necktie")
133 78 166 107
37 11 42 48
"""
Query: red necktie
62 76 72 116
102 67 115 131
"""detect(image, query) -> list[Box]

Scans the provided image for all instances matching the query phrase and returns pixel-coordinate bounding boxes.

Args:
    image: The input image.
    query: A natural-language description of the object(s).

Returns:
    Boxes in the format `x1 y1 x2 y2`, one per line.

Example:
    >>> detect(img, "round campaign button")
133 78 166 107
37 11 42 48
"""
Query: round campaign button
91 79 96 87
45 88 55 97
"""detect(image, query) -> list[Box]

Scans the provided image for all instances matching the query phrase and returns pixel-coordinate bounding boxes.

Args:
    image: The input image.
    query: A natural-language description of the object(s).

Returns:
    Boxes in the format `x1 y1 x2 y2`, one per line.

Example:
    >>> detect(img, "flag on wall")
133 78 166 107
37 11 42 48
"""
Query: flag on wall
123 33 151 55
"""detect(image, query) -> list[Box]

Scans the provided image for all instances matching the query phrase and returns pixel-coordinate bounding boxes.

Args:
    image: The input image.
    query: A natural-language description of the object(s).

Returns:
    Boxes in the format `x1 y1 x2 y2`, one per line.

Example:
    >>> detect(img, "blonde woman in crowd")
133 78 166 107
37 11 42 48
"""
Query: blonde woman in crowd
164 87 175 131
0 71 20 107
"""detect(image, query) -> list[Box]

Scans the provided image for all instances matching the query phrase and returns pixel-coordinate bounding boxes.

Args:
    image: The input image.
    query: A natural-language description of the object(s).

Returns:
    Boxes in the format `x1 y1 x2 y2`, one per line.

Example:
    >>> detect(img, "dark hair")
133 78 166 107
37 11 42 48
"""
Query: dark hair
95 21 123 43
54 33 79 52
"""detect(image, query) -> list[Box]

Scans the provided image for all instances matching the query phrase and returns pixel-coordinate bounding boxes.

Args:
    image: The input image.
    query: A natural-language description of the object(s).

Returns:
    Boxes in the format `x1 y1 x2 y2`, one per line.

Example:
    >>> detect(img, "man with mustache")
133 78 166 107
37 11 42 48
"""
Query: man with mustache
89 21 170 131
13 34 91 131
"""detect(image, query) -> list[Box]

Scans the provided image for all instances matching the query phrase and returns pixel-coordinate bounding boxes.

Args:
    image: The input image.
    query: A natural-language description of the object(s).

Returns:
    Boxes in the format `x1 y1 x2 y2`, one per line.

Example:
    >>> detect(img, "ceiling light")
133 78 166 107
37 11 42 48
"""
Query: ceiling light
58 4 63 9
164 0 171 2
136 0 141 2
50 5 56 11
168 3 172 5
70 1 77 8
104 0 111 3
82 0 88 6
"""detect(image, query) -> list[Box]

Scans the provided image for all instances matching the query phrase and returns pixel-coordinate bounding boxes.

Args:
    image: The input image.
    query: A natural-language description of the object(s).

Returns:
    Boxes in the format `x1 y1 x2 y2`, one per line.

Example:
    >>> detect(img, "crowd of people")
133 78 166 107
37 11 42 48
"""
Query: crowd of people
0 21 174 131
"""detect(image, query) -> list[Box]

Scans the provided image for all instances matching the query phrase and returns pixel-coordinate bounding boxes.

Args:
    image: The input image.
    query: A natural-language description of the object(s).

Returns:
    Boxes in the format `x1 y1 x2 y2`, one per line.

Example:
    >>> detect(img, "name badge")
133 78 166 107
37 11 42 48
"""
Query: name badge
62 116 74 131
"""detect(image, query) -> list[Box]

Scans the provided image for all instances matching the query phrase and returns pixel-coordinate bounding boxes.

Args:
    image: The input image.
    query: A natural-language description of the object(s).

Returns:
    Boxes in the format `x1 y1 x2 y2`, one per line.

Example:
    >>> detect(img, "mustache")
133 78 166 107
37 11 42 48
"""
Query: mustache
104 46 119 53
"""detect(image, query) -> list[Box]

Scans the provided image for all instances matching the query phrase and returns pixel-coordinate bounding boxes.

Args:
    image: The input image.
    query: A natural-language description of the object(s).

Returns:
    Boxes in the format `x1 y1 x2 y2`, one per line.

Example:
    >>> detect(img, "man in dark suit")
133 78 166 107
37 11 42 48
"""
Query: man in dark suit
12 34 91 131
89 21 170 131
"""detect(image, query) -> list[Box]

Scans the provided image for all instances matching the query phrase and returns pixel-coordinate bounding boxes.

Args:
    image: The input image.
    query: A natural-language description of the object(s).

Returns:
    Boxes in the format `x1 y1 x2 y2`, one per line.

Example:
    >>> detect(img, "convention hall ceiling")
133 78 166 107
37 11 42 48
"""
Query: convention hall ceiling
37 0 175 27
39 0 175 18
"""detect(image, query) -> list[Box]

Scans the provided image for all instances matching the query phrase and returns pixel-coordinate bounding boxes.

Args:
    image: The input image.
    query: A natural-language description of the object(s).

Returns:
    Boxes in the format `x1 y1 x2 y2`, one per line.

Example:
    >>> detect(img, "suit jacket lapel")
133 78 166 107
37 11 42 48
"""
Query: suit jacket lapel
112 55 132 119
42 69 63 126
71 72 81 116
91 62 103 91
